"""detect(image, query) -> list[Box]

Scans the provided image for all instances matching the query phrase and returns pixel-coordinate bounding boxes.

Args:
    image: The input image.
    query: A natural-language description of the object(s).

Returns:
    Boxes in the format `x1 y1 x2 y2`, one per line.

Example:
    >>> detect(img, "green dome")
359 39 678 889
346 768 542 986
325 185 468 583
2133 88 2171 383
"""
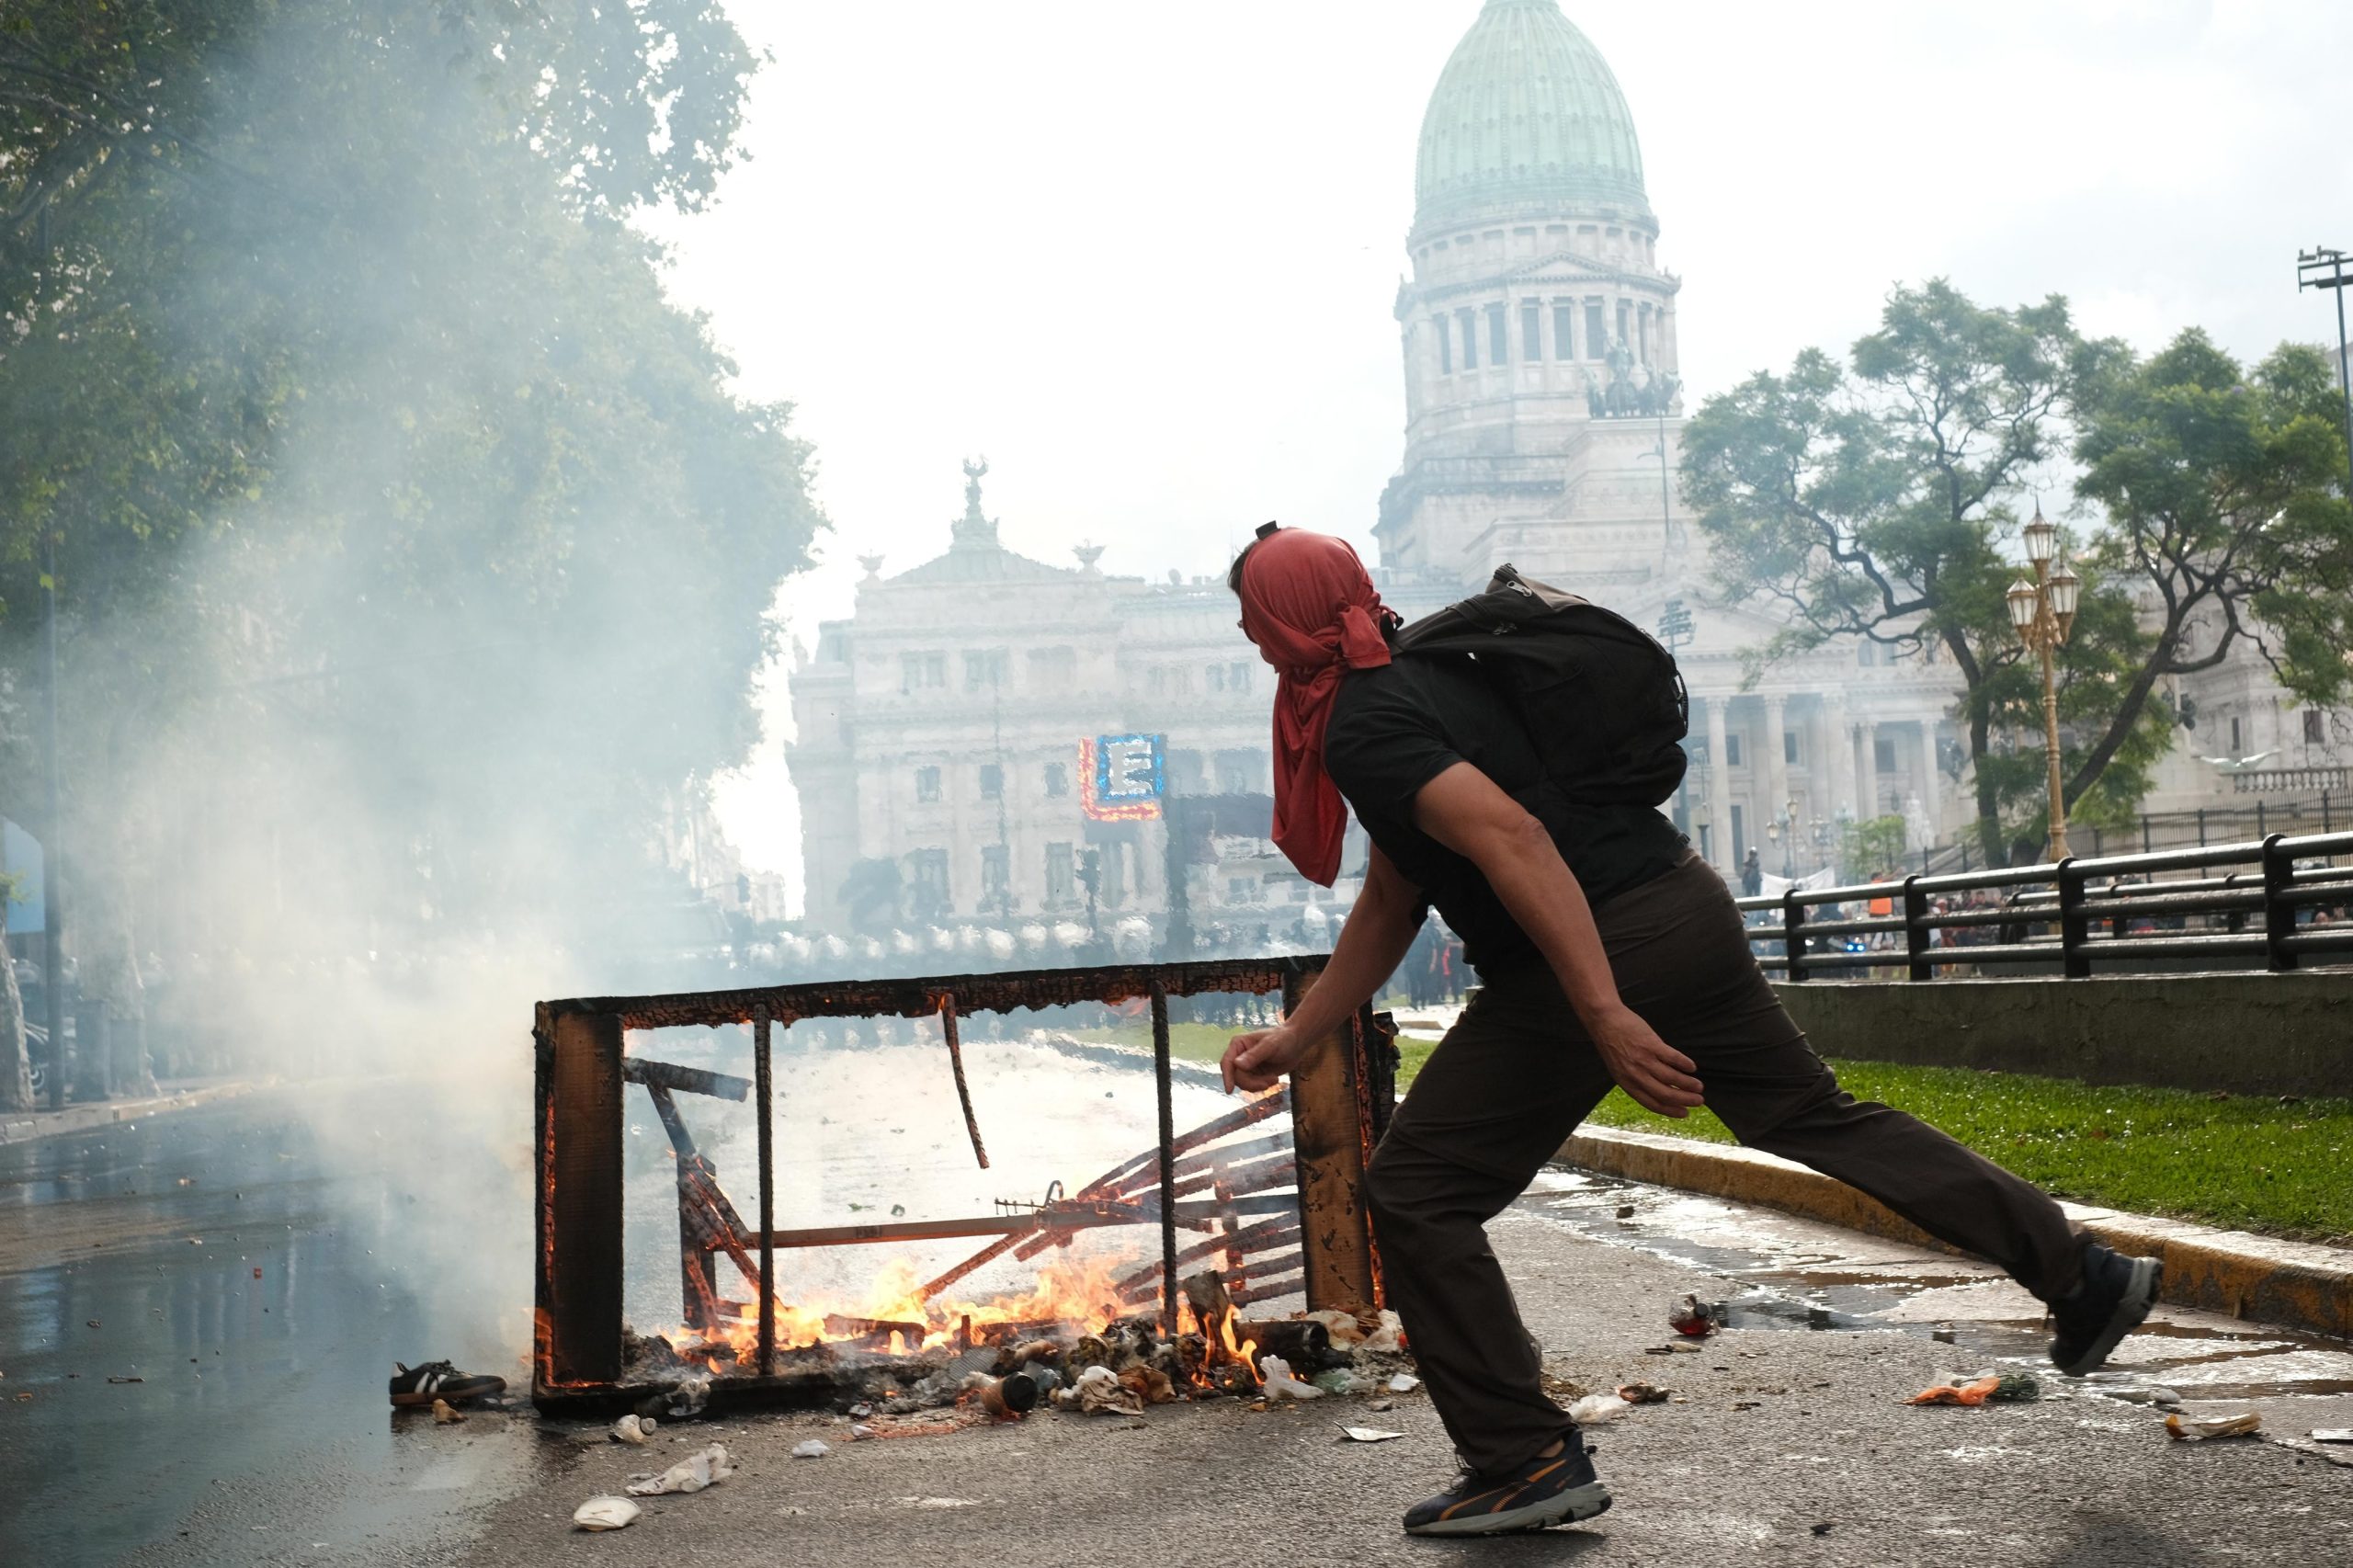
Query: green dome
1415 0 1650 235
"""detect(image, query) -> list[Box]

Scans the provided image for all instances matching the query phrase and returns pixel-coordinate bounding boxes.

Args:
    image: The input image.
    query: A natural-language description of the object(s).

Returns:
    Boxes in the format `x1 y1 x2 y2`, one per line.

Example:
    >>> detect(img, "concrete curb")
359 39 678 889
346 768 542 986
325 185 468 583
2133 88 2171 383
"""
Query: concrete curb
0 1080 265 1146
1556 1124 2353 1343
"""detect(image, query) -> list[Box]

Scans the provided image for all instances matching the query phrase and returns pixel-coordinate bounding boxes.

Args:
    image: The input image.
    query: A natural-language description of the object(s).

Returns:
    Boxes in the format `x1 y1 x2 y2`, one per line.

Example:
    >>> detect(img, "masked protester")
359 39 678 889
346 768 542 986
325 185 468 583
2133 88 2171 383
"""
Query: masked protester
1221 526 2161 1539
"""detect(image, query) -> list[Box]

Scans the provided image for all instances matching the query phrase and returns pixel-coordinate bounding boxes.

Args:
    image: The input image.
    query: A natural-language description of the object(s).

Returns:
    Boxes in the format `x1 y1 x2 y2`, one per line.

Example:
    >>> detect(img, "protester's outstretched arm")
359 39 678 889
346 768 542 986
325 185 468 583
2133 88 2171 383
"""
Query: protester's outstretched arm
1222 846 1423 1093
1408 761 1704 1117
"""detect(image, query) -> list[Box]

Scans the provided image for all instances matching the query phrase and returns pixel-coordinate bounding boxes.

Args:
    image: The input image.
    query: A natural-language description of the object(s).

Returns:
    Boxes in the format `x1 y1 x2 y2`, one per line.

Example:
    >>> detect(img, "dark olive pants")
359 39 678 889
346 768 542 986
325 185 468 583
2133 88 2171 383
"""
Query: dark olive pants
1362 853 2084 1478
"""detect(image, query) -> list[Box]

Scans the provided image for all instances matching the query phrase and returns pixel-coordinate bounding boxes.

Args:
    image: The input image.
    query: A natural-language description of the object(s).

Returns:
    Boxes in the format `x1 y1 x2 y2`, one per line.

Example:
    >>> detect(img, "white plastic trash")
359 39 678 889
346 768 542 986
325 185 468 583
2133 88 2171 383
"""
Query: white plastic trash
1566 1393 1631 1425
1260 1355 1324 1402
790 1438 831 1459
626 1443 737 1495
573 1495 642 1531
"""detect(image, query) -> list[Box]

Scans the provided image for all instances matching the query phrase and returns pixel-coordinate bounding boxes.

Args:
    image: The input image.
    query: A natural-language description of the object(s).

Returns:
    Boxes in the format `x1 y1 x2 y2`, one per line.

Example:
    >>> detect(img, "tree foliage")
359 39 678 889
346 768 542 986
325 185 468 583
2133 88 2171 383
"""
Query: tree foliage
0 1 821 966
2069 332 2353 793
1682 279 2349 860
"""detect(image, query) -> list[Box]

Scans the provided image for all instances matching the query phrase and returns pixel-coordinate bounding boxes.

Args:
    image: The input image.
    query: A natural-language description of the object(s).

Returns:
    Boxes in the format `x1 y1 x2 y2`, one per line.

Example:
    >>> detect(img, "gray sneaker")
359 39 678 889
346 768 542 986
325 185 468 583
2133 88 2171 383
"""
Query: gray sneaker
1402 1446 1613 1537
2050 1242 2163 1376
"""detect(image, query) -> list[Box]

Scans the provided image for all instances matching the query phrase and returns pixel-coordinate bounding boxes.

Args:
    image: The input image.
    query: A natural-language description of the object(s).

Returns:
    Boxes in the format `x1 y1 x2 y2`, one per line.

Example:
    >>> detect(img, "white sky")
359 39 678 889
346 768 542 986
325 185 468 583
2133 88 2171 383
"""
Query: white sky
643 1 2353 900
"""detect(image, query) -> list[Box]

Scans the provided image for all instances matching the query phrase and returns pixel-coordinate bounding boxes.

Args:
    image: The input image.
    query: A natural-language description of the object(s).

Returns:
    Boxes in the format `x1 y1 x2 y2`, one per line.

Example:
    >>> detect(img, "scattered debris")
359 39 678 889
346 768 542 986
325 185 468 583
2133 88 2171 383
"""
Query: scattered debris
2312 1428 2353 1444
1905 1373 2040 1407
968 1371 1042 1419
610 1415 655 1445
1367 1399 1395 1413
1930 1329 1956 1344
2165 1412 2261 1442
1064 1365 1146 1415
1667 1294 1722 1338
1614 1204 1636 1220
573 1496 641 1532
431 1398 466 1425
1386 1373 1421 1394
790 1438 831 1459
1812 1523 1835 1537
634 1373 710 1423
1117 1365 1177 1407
1733 1401 1761 1412
628 1443 737 1495
1340 1426 1404 1443
1643 1342 1703 1356
1566 1393 1631 1425
107 1376 143 1385
1259 1355 1324 1402
1616 1382 1669 1405
1310 1369 1368 1396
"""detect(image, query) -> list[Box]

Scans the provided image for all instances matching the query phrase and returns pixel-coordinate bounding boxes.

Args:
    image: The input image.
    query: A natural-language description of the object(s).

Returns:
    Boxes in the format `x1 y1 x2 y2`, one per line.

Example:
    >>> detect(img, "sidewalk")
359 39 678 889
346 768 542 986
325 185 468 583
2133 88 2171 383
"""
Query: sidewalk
1559 1123 2353 1340
0 1076 266 1145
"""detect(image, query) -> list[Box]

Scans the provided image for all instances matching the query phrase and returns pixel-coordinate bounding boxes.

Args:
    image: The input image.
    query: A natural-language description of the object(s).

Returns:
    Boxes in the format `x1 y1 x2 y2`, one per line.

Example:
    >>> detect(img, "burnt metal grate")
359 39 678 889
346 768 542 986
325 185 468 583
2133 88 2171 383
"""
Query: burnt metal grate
531 956 1392 1414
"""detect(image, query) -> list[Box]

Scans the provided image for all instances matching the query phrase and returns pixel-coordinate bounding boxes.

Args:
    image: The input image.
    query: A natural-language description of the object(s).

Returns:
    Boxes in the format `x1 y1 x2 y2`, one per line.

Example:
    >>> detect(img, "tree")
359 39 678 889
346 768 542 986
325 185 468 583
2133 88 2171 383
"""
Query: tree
0 2 823 983
1682 280 2130 859
2066 333 2353 797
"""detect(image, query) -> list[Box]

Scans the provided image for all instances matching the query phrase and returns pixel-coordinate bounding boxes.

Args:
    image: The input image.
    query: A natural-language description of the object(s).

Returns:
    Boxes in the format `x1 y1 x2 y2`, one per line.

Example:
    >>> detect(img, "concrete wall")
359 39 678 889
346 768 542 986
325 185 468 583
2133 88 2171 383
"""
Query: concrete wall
1771 971 2353 1100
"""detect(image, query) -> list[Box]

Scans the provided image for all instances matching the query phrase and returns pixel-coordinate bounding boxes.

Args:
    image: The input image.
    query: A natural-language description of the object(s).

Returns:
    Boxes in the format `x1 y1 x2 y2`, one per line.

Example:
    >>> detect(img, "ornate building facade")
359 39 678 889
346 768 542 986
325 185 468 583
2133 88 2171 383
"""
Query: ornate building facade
1375 0 1965 873
784 2 1987 946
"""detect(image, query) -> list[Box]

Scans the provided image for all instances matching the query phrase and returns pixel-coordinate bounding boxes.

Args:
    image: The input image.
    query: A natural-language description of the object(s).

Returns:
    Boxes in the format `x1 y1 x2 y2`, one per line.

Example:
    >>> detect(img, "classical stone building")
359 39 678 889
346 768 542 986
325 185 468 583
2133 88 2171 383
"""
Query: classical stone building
784 1 1989 943
787 462 1396 941
1374 0 1965 873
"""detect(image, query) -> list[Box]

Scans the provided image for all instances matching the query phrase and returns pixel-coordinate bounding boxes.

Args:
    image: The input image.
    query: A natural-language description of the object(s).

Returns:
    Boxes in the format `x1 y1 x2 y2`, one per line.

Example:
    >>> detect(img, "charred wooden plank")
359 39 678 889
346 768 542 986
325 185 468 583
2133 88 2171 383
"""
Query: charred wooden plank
621 1055 752 1102
1286 970 1376 1314
540 1006 625 1388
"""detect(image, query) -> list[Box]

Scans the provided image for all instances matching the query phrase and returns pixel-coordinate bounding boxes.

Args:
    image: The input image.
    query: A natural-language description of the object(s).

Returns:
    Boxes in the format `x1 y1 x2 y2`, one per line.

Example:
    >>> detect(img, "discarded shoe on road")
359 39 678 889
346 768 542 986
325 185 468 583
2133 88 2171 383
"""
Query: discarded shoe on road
390 1358 507 1408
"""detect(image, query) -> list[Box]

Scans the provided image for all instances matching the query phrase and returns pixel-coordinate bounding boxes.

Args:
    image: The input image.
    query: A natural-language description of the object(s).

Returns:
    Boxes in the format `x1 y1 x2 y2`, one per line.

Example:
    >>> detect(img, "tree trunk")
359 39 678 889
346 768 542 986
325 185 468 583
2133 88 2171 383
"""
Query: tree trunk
0 936 33 1113
1968 707 2005 866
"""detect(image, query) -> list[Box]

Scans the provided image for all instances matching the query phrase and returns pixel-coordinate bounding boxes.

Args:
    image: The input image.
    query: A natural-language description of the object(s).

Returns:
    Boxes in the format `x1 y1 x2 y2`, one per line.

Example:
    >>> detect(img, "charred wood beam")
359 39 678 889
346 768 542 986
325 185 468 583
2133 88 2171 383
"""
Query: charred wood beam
545 956 1333 1035
1171 1152 1295 1202
1230 1270 1304 1307
622 1056 752 1102
733 1199 1149 1253
1114 1217 1302 1295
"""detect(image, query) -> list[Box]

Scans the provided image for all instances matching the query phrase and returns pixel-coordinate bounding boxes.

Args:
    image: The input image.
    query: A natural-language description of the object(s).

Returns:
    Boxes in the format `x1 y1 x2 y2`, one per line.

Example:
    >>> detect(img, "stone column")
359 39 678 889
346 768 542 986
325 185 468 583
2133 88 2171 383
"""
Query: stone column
1855 718 1879 819
1824 693 1855 821
1704 695 1731 869
1917 718 1944 846
1763 694 1790 846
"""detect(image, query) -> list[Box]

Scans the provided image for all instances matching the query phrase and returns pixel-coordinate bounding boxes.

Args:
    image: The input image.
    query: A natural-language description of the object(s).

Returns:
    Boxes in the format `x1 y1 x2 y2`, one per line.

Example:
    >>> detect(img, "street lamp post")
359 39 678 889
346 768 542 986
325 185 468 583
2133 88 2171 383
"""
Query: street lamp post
2006 508 2083 862
2296 247 2353 489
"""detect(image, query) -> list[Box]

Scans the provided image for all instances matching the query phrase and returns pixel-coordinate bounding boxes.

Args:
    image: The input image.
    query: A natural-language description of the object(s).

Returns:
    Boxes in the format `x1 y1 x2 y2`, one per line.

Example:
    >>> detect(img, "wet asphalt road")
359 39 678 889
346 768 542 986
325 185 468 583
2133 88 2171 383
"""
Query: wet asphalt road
6 1084 2351 1565
0 1085 535 1567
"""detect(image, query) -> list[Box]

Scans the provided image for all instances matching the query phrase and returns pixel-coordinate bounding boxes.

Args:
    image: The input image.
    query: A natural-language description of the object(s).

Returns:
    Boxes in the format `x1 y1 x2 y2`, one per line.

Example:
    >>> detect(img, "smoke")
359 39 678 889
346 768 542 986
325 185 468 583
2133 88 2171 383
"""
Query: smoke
4 3 813 1350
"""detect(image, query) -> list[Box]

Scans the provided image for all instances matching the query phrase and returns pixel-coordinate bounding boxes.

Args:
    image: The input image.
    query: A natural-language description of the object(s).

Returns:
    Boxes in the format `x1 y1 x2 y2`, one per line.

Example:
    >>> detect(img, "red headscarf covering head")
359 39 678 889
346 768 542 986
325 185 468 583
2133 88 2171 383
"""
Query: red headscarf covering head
1235 527 1396 886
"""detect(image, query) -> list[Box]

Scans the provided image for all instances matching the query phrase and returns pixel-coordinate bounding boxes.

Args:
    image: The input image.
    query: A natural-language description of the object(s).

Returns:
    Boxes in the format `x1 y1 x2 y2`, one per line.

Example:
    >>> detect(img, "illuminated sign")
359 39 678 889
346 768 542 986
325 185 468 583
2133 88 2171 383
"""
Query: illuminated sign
1079 733 1165 822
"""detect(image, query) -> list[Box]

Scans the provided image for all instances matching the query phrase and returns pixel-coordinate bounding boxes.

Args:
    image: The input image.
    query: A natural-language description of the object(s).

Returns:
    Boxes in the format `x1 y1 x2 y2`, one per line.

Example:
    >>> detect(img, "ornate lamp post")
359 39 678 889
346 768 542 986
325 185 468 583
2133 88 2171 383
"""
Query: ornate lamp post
2006 508 2083 861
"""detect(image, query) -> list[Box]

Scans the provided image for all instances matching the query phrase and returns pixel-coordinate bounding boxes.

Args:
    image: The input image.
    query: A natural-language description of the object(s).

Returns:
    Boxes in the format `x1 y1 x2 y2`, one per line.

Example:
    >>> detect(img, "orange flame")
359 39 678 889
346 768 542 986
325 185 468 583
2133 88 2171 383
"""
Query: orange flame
662 1248 1140 1368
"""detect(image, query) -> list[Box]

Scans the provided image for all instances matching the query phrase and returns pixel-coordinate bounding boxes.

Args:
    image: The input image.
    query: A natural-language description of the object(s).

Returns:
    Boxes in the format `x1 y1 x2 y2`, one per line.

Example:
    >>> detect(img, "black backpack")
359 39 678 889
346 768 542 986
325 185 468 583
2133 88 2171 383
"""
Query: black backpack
1390 564 1688 807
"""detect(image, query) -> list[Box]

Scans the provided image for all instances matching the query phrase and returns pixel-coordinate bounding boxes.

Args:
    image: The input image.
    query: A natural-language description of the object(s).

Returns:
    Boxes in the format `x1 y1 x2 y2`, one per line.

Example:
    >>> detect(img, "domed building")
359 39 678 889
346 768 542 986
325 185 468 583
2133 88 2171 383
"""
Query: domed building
1378 0 1967 873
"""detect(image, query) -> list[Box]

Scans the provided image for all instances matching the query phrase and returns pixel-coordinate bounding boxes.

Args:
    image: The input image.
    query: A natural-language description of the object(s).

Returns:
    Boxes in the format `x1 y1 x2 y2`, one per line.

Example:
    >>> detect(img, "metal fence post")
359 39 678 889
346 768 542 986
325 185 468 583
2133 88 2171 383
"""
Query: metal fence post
2056 858 2091 979
2260 833 2299 972
1782 890 1808 982
2142 813 2153 853
1903 875 1930 982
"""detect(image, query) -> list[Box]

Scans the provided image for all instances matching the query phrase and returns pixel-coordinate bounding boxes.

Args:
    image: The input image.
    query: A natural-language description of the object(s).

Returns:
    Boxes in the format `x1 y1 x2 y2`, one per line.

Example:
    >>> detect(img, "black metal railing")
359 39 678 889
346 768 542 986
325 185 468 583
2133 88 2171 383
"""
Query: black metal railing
1735 830 2353 981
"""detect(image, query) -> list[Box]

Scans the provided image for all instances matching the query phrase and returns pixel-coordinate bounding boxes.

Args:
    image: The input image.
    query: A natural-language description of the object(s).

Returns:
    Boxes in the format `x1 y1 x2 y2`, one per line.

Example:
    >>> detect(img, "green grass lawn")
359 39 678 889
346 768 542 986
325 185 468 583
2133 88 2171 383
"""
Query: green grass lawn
1071 1019 2353 1244
1503 1053 2350 1244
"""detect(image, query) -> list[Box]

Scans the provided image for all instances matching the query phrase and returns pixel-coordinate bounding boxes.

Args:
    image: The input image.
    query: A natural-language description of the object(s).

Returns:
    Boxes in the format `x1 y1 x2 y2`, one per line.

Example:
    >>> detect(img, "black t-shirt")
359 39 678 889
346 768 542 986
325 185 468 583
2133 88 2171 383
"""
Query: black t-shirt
1323 650 1688 973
